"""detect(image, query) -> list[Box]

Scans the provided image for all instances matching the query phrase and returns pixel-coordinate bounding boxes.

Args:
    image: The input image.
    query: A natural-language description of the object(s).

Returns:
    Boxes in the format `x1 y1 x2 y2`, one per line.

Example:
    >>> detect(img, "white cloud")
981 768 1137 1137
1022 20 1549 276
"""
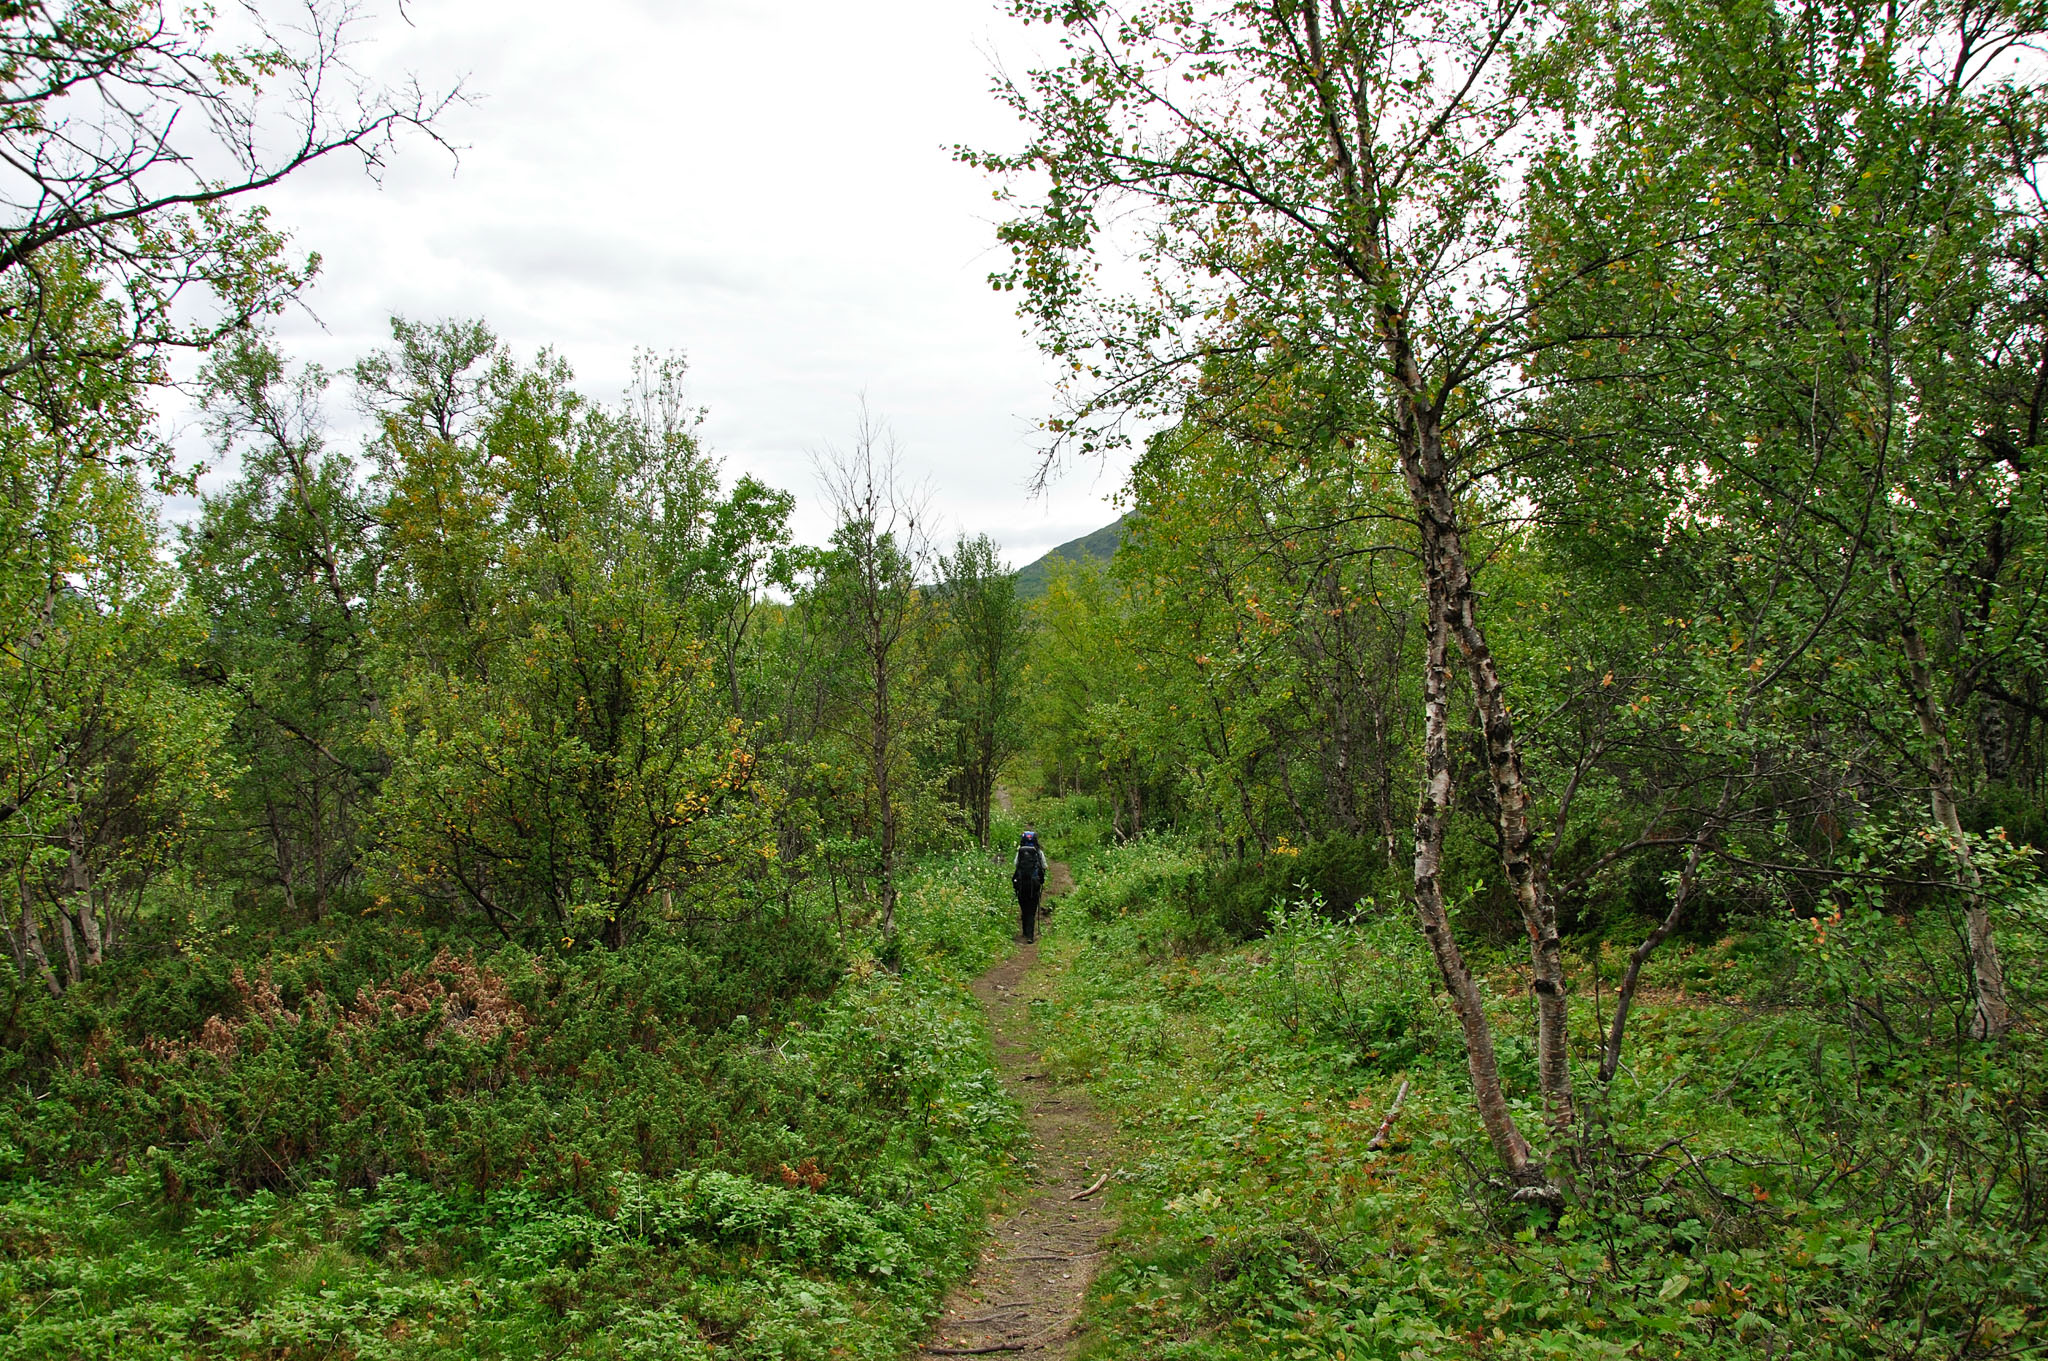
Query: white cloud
191 0 1131 564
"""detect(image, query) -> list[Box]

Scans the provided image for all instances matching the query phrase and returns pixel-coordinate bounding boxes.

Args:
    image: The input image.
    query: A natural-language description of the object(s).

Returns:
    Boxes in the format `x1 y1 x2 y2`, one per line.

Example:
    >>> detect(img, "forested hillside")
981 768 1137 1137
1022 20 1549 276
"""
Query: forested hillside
4 0 2048 1358
1013 518 1124 600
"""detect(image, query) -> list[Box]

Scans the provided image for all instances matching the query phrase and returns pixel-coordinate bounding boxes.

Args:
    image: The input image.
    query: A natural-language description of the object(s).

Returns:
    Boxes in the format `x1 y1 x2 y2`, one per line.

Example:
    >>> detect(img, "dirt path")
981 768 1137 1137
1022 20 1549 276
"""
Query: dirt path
914 865 1112 1359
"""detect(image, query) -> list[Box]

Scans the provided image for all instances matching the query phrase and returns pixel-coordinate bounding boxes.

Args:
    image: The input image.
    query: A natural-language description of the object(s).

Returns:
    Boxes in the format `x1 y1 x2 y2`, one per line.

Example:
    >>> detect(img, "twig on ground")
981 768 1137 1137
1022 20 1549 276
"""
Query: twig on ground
926 1344 1026 1355
1367 1079 1411 1151
930 1311 1079 1357
1650 1066 1692 1105
1070 1170 1111 1200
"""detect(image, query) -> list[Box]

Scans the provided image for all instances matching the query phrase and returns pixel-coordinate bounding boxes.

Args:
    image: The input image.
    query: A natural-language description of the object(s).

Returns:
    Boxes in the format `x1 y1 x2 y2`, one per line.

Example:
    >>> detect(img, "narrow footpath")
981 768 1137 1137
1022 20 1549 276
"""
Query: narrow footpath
915 862 1119 1359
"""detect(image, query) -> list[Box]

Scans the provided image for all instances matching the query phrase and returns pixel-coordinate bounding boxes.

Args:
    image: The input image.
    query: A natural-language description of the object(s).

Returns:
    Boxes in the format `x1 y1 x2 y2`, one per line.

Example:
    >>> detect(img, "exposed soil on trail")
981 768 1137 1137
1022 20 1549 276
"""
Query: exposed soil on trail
914 864 1115 1359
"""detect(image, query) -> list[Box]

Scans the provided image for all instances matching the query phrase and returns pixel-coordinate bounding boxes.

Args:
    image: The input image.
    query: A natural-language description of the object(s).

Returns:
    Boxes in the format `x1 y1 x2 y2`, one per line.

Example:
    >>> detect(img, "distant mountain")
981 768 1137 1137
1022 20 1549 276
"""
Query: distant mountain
1013 517 1125 600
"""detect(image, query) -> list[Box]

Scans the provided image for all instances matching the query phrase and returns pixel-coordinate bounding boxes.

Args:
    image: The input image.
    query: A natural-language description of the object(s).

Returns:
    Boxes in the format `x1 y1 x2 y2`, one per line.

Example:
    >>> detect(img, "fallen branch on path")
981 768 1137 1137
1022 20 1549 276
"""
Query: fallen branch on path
1366 1079 1411 1151
1069 1171 1110 1201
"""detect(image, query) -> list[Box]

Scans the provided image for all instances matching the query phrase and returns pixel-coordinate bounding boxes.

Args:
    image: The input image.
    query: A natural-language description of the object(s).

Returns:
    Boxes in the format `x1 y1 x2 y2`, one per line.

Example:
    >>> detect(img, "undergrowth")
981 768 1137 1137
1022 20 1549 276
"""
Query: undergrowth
1037 833 2048 1359
0 850 1021 1360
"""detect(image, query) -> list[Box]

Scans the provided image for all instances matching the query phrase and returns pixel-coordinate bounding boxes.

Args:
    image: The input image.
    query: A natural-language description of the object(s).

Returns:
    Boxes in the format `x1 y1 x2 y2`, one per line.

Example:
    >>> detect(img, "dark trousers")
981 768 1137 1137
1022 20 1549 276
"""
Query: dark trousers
1017 888 1041 942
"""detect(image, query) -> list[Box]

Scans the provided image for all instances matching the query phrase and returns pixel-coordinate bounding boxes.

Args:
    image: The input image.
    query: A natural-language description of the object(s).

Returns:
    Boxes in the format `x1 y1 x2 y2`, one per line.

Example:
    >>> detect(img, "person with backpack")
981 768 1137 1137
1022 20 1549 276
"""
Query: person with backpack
1011 829 1048 944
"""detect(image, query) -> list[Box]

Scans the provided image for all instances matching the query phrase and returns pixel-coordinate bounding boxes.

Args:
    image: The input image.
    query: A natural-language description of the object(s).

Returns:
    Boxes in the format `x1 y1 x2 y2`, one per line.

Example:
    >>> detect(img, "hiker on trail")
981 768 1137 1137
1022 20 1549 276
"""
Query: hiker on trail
1012 830 1047 944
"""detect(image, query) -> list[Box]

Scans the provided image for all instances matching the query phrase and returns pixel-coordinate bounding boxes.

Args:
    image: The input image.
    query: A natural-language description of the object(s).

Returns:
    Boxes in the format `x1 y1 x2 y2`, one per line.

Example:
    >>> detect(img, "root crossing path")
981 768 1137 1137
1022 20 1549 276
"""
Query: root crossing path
916 866 1113 1359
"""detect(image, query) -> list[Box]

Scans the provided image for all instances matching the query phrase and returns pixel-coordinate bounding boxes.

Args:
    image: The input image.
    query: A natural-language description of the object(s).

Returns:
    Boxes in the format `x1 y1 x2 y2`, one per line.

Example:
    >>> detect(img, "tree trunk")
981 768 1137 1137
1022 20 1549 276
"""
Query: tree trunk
270 804 302 919
1411 558 1543 1185
1399 405 1575 1129
1602 836 1705 1082
1978 701 2012 781
1295 0 1570 1146
1598 765 1745 1080
58 776 102 969
58 908 80 986
873 654 899 940
1899 612 2011 1039
977 722 998 846
19 879 61 998
1372 682 1402 868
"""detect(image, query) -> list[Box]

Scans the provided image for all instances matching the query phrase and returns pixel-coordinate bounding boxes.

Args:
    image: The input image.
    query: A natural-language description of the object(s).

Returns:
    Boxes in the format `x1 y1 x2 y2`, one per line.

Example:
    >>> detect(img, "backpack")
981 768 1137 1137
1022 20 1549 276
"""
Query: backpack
1013 845 1046 891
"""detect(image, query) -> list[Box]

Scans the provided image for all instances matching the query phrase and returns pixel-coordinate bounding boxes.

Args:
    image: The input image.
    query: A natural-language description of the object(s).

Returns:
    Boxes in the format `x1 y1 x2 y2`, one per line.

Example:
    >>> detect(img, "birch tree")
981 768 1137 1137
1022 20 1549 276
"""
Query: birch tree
813 411 939 942
1524 0 2047 1043
937 533 1029 846
968 0 1591 1185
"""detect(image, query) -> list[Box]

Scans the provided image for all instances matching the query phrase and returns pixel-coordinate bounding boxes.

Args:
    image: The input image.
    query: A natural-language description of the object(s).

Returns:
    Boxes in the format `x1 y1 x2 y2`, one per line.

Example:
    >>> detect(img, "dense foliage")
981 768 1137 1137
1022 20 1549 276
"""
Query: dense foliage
952 0 2048 1346
1 10 1041 1349
981 0 2048 1193
1032 831 2048 1359
0 299 1039 1355
0 852 1024 1358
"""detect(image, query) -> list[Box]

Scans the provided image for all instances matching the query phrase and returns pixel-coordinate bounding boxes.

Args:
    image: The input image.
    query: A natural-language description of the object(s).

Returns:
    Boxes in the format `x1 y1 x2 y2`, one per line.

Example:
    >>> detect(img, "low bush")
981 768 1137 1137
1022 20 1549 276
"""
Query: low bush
1054 830 1405 948
1193 833 1403 942
0 849 1024 1359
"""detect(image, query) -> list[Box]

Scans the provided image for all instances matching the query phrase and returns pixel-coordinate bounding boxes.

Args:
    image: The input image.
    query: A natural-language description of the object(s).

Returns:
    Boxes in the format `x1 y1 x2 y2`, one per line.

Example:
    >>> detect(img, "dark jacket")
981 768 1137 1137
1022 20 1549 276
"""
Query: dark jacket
1012 843 1047 896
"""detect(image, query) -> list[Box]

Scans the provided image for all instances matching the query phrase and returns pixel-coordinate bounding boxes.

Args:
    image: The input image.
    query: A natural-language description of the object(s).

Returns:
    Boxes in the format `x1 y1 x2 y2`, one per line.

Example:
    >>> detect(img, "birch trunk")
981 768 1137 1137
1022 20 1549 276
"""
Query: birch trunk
1601 836 1705 1082
873 651 899 940
1899 614 2011 1039
58 908 80 986
1398 407 1575 1129
1412 547 1541 1184
61 807 102 969
1296 0 1572 1142
1598 765 1744 1080
20 881 61 998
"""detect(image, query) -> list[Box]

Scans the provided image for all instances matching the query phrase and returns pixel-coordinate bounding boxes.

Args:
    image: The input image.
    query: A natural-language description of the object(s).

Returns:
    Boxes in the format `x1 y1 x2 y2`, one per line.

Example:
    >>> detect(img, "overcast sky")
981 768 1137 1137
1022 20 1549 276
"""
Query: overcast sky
192 0 1130 564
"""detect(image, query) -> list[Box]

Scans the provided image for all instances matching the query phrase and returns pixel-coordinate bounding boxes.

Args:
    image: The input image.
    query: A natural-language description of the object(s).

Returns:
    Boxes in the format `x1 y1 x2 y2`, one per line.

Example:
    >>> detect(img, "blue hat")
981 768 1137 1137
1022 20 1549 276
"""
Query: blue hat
1021 829 1037 843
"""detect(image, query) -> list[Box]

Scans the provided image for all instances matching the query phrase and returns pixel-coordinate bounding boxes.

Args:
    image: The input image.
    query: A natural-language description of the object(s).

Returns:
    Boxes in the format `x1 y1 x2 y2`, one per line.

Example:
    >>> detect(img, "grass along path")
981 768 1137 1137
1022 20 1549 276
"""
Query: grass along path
1009 832 2048 1359
915 864 1118 1359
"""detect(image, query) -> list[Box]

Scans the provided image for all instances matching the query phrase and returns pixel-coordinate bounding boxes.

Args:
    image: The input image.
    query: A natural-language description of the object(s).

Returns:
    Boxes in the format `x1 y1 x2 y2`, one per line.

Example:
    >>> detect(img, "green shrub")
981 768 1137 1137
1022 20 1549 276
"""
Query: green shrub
1252 899 1442 1074
1060 831 1405 948
1033 822 2048 1361
0 910 856 1198
0 853 1024 1360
